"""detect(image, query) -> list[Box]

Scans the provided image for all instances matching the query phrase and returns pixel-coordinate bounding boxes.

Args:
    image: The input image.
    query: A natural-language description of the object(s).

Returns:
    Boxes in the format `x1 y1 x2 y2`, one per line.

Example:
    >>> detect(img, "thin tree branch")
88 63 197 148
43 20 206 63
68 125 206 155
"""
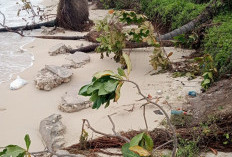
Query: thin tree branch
108 115 117 135
143 105 148 132
83 119 130 143
152 140 174 154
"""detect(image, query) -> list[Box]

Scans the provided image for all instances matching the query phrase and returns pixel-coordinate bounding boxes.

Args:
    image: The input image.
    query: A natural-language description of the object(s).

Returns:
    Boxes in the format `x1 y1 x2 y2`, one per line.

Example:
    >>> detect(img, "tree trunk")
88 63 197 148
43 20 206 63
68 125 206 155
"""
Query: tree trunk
56 0 92 31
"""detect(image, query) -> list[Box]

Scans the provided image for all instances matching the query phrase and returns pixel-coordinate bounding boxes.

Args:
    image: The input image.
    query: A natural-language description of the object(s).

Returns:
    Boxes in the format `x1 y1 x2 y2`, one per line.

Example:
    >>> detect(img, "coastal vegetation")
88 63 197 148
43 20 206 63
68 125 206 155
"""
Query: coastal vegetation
0 0 232 156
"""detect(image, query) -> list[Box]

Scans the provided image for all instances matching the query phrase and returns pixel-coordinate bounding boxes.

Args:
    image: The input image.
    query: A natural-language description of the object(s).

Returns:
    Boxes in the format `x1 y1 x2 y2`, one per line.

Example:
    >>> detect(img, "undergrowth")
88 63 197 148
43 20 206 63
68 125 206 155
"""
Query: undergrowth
140 0 206 30
203 12 232 78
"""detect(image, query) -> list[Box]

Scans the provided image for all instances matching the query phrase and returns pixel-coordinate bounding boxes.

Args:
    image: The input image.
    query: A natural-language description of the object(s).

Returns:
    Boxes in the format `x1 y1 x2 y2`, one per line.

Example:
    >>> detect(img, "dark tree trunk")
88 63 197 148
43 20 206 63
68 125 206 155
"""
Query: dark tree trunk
56 0 91 31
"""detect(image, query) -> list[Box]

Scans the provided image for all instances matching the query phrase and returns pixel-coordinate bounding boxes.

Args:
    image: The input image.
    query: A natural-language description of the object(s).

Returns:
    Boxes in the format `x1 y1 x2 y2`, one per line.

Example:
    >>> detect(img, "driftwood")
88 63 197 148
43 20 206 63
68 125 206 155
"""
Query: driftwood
69 41 173 53
159 0 218 40
30 35 85 40
0 20 56 32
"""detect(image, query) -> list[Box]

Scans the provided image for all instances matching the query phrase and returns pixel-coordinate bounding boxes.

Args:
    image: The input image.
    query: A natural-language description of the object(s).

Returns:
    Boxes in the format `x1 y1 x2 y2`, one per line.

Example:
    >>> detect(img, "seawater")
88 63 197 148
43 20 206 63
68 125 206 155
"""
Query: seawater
0 0 42 83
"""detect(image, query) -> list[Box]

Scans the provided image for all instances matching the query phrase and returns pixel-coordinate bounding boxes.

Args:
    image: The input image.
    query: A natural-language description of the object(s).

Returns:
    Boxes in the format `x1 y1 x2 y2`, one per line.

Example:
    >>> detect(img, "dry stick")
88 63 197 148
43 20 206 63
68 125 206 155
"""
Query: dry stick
0 11 24 36
152 140 174 153
122 80 177 157
143 105 149 132
29 35 86 40
83 119 130 143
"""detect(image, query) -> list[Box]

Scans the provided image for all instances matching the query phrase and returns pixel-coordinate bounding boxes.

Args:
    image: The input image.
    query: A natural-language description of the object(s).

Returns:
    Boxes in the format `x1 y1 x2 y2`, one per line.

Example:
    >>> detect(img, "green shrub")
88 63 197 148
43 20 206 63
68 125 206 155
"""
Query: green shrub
140 0 206 30
203 12 232 78
100 0 140 10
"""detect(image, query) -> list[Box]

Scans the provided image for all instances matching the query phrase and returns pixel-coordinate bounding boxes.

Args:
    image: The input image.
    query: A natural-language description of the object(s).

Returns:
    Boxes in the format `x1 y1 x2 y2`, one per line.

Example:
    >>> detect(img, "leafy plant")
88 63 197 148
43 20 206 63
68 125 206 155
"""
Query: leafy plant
0 134 31 157
122 132 154 157
176 138 199 157
79 54 131 109
96 10 170 71
173 33 198 48
195 54 217 89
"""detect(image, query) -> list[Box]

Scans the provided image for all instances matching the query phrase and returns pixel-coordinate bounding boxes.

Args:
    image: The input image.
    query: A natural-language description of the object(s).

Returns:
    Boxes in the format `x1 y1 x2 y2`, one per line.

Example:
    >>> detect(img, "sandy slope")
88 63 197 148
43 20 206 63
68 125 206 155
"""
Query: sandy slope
0 0 204 154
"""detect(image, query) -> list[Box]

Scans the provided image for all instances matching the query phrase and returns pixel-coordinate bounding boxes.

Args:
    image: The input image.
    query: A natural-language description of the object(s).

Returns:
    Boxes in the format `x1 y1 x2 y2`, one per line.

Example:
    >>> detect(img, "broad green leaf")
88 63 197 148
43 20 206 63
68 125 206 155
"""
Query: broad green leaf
117 68 126 77
143 134 154 152
123 53 132 76
90 91 99 102
87 81 102 94
104 100 110 108
202 79 210 86
79 85 91 96
104 79 119 93
122 143 140 157
94 70 115 79
92 97 103 109
0 145 26 157
130 133 145 147
98 85 109 96
208 72 213 79
96 97 103 109
24 134 31 151
129 146 151 157
114 81 123 102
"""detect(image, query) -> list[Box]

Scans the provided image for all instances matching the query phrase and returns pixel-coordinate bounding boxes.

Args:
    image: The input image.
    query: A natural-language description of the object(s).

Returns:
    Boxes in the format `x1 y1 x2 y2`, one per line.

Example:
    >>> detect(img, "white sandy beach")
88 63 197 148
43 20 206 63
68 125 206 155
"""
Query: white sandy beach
2 1 230 157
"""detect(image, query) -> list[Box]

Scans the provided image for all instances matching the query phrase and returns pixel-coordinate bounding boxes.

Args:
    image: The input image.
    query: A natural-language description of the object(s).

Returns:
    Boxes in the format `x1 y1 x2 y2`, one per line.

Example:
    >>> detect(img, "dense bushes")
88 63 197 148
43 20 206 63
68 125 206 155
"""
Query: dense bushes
140 0 206 30
99 0 140 10
204 12 232 78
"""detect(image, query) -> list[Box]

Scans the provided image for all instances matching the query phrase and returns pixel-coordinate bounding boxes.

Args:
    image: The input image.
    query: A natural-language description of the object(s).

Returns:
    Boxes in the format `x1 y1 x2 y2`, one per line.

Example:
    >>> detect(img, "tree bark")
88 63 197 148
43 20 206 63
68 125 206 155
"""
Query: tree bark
56 0 91 31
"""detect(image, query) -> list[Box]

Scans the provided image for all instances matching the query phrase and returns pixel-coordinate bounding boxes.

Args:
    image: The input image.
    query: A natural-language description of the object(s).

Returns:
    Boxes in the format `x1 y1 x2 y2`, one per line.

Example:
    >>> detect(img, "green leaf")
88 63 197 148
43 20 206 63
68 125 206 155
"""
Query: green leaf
24 134 31 151
79 85 91 96
98 85 109 96
208 72 213 79
95 97 103 109
202 79 210 86
123 53 132 76
117 68 126 77
143 133 154 152
122 143 140 157
90 91 99 102
0 145 26 157
87 81 102 94
104 79 119 93
130 133 145 147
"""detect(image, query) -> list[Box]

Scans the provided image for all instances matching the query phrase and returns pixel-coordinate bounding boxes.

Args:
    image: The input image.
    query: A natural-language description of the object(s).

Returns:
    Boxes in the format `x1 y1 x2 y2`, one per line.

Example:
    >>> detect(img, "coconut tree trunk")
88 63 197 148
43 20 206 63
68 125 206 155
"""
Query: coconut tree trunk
56 0 90 31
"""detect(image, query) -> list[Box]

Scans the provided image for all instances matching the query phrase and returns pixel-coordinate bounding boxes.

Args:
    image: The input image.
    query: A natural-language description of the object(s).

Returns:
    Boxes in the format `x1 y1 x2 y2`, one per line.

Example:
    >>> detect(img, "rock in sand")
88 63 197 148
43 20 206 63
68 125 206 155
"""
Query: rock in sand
59 91 92 113
39 114 66 152
34 65 72 91
49 43 71 56
65 52 90 69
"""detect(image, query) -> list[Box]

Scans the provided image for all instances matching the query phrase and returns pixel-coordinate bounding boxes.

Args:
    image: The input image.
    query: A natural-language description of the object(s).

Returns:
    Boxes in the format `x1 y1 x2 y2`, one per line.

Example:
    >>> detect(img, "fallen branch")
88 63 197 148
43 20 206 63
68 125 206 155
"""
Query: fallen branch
29 35 85 40
0 20 56 32
83 117 130 143
70 41 173 54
